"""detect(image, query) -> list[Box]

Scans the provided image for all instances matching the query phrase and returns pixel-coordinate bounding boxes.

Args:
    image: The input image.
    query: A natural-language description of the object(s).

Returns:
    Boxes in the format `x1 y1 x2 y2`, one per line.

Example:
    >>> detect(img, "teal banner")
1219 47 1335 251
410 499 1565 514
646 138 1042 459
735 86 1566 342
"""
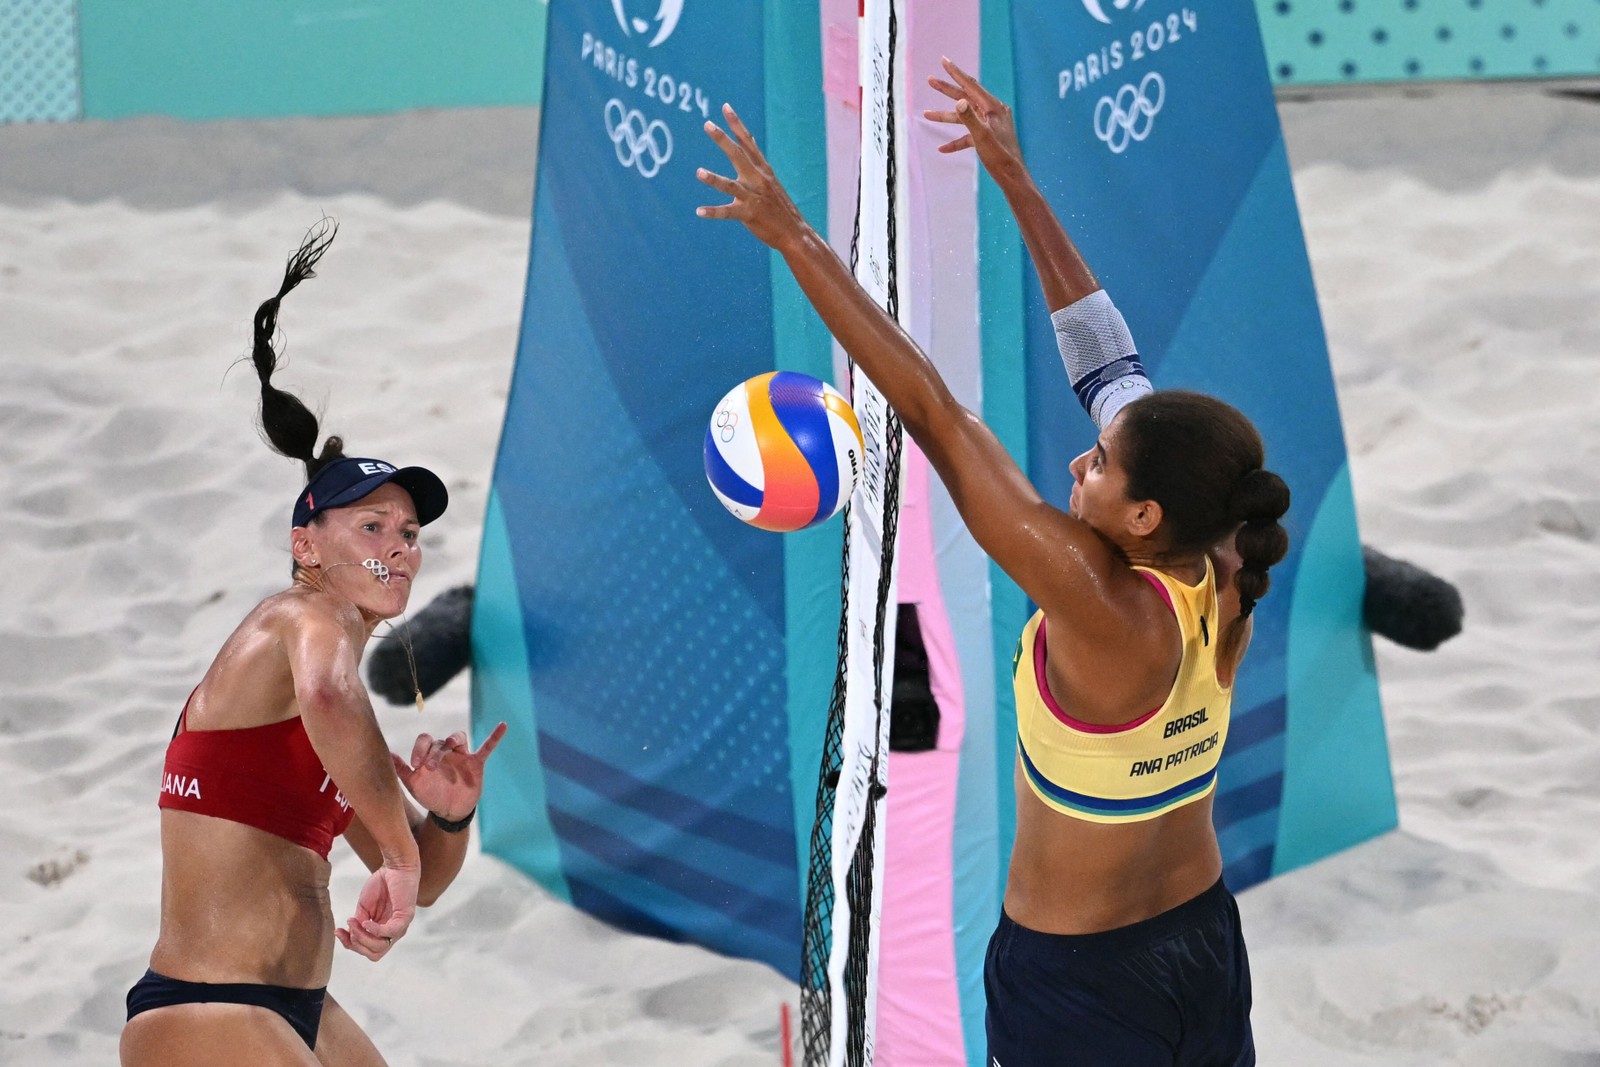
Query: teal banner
1257 0 1600 85
0 0 80 123
76 0 545 120
10 3 1597 125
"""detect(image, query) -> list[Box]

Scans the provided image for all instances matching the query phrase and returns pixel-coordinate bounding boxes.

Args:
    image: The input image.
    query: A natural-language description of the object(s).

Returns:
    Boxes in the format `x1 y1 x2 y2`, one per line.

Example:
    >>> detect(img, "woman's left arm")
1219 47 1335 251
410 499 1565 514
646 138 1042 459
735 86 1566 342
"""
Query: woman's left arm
924 59 1151 431
345 722 508 906
697 106 1133 631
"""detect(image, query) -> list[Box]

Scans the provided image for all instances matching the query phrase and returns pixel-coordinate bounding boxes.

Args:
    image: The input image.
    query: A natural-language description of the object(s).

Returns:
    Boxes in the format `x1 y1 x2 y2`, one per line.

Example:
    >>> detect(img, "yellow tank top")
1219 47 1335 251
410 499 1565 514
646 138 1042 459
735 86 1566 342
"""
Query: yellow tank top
1012 559 1231 824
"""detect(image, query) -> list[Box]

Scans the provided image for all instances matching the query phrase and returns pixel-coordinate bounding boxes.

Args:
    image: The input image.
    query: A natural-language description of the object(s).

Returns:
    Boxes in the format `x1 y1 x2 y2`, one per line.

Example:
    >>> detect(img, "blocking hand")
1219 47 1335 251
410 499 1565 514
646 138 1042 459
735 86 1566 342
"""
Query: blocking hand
696 103 810 251
924 56 1026 180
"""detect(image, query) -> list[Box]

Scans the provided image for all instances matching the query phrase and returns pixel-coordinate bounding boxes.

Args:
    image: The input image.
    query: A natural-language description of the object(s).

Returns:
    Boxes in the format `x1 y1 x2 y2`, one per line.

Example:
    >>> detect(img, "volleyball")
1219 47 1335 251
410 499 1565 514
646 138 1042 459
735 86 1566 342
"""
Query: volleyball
704 371 864 532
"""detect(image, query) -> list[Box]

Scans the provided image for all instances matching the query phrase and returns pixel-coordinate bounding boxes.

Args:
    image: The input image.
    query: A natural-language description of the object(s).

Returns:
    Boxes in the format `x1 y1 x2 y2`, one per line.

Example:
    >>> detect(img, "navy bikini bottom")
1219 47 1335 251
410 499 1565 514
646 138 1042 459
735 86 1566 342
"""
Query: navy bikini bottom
125 969 326 1049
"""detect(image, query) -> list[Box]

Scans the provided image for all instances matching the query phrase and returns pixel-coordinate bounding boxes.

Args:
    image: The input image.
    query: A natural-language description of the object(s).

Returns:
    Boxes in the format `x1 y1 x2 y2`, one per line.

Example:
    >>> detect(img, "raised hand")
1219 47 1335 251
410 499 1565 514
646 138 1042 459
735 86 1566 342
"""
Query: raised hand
391 721 508 823
696 103 810 250
924 56 1025 179
337 862 419 961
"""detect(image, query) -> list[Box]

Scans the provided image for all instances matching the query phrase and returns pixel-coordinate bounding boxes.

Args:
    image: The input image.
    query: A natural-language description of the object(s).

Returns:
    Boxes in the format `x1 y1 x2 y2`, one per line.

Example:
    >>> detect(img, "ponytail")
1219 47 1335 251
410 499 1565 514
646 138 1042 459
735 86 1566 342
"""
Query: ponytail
1222 467 1291 661
251 219 345 481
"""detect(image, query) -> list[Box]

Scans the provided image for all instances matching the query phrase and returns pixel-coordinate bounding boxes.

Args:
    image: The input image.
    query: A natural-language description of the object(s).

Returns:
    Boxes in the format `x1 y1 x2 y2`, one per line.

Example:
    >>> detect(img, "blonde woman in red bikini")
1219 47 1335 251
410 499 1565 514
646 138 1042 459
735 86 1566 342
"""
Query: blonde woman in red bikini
121 225 506 1066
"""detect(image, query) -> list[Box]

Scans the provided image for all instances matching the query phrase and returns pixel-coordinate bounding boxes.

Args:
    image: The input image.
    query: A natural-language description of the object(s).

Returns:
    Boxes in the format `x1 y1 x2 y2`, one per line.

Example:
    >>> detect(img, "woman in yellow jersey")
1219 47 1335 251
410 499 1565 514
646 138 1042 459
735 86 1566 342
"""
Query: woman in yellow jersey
699 59 1287 1067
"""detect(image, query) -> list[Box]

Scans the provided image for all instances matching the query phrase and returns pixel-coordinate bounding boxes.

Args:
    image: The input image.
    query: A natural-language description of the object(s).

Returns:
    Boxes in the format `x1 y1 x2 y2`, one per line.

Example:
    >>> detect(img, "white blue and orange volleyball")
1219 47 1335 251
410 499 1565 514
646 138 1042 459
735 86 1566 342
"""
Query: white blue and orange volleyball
704 371 864 532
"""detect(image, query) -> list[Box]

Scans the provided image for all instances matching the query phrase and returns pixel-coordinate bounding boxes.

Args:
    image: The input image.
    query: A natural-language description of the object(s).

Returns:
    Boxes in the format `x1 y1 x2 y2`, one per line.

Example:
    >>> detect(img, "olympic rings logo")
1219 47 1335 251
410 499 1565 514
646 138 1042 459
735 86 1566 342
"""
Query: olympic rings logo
715 409 738 443
605 99 673 178
1093 72 1164 155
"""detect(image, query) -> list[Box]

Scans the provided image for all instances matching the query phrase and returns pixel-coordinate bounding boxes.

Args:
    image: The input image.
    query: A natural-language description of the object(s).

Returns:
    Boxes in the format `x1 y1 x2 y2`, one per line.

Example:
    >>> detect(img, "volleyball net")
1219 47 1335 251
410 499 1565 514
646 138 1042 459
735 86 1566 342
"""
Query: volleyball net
799 0 908 1063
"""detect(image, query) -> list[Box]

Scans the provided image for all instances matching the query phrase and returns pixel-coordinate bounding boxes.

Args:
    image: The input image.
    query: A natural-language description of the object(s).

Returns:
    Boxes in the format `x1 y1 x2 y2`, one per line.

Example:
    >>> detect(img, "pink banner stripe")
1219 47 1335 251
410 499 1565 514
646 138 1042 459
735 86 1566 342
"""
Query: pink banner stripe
878 443 965 1067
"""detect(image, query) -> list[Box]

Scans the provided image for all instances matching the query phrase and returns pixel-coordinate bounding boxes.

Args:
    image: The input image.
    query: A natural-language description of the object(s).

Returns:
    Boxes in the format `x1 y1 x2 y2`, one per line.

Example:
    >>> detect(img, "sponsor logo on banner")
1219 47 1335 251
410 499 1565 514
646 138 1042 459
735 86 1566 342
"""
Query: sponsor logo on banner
581 1 721 181
611 0 684 46
606 98 674 177
1093 72 1164 155
1080 0 1149 25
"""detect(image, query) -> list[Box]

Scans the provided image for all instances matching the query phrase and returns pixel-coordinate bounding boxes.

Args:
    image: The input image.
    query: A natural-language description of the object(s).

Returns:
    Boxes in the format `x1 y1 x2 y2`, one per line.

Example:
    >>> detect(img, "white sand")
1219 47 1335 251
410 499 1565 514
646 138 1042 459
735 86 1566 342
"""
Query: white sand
1244 87 1600 1067
1 89 1597 1065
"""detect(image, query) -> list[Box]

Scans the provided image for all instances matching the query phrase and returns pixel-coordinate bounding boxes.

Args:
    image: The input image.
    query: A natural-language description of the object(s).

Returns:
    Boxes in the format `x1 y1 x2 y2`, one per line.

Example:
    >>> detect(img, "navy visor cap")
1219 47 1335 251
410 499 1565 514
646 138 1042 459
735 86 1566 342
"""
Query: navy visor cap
291 457 448 529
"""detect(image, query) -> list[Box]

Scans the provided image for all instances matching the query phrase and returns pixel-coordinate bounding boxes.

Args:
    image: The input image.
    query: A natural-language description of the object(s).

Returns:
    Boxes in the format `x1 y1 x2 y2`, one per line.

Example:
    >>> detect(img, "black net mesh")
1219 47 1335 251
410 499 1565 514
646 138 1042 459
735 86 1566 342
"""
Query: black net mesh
798 518 852 1060
799 5 903 1064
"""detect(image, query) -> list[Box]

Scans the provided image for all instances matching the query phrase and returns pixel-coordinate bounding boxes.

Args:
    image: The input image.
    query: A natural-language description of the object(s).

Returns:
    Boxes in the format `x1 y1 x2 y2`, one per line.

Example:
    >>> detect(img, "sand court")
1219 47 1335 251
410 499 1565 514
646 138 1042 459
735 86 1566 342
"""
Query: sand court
2 87 1598 1064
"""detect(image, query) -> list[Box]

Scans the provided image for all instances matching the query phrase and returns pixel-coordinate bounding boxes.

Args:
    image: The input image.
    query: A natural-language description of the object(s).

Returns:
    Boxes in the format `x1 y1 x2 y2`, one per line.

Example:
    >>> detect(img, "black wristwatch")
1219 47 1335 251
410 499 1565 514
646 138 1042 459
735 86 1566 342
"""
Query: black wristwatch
428 807 476 833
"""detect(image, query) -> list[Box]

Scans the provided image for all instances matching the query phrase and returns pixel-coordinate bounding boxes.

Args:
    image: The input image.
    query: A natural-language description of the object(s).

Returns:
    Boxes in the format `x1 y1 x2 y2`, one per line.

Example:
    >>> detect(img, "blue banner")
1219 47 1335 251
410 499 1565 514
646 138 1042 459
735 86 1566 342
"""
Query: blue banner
1007 0 1396 888
474 0 804 975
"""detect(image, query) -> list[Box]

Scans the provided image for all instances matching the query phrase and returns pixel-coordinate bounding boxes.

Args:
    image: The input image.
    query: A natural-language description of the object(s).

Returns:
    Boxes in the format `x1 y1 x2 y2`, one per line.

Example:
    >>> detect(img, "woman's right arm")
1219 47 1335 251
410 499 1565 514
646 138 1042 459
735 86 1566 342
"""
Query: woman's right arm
285 601 419 957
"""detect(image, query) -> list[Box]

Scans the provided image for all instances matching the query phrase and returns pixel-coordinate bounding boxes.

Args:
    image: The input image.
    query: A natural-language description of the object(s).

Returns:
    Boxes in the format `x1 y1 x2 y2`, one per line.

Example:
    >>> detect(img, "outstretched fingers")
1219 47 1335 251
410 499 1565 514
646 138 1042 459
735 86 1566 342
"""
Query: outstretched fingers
473 721 509 764
695 103 805 248
924 92 976 153
697 167 740 197
939 55 1000 109
926 75 965 107
933 98 994 155
695 164 740 219
703 118 752 174
720 104 770 170
699 111 760 219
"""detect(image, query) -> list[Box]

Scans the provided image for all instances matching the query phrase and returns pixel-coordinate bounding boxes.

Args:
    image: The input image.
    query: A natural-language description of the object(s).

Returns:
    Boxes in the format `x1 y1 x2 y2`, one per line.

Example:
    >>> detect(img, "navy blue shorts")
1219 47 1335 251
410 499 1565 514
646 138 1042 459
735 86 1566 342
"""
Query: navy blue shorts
125 969 326 1048
985 877 1254 1067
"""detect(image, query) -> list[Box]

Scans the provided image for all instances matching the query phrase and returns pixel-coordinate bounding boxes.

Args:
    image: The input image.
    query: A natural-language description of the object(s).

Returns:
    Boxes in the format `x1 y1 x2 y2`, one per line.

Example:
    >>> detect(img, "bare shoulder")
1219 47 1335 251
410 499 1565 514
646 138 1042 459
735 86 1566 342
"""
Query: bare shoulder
256 586 365 644
1034 521 1180 697
1029 508 1170 635
1038 561 1181 721
1019 504 1140 616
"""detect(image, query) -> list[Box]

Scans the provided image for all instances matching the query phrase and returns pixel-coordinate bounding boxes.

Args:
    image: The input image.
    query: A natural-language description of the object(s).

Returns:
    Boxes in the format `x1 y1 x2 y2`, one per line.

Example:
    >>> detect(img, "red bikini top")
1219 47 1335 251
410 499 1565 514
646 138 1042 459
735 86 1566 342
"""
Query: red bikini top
158 698 355 861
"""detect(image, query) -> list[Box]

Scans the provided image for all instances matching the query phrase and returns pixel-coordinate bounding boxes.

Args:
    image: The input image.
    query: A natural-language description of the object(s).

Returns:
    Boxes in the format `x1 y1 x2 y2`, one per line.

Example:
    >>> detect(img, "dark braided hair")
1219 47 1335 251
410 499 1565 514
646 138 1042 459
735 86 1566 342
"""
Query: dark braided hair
1115 390 1291 664
250 219 345 483
1228 469 1292 622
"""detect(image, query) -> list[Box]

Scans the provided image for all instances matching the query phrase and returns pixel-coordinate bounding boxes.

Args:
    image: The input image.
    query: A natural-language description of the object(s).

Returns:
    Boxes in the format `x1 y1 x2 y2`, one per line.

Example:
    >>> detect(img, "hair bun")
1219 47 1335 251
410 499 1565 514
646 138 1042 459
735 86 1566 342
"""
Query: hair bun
1230 468 1290 525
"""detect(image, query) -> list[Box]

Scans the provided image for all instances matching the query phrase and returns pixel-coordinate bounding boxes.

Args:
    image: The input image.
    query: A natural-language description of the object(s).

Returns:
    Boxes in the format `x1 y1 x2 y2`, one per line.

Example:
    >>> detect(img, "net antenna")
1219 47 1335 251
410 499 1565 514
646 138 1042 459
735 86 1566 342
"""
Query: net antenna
799 0 908 1062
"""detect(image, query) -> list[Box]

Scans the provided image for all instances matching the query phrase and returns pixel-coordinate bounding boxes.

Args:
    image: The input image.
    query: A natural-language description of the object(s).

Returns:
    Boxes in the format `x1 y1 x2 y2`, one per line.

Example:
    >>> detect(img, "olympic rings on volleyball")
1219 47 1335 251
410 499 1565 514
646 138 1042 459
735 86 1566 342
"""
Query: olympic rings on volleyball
715 409 738 443
605 99 674 178
1093 72 1165 155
